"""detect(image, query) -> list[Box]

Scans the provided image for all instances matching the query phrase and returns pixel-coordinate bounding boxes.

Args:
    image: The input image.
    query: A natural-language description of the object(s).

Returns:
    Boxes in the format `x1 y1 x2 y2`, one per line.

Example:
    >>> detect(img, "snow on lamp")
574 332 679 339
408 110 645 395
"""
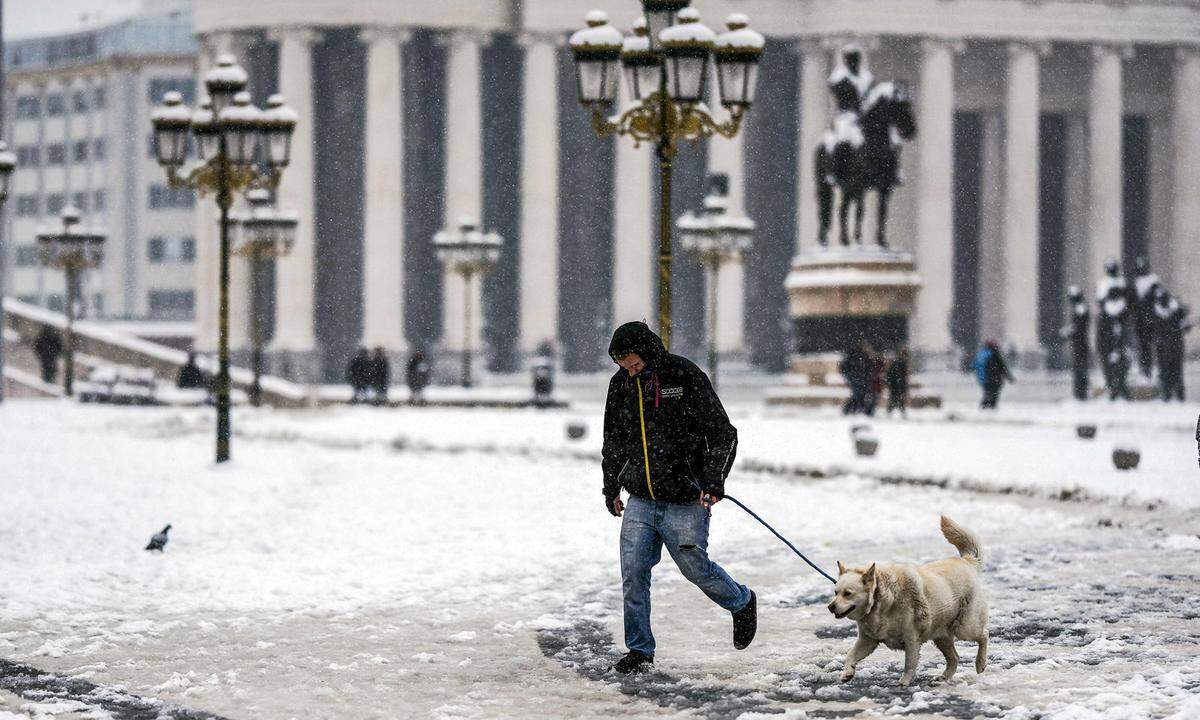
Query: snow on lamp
659 8 715 106
713 14 764 111
570 11 624 109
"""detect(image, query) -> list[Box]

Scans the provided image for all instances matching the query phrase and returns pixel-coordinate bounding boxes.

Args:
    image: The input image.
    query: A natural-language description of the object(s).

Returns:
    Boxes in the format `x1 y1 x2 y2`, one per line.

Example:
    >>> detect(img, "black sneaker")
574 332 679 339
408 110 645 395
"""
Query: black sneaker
732 590 757 650
613 651 654 675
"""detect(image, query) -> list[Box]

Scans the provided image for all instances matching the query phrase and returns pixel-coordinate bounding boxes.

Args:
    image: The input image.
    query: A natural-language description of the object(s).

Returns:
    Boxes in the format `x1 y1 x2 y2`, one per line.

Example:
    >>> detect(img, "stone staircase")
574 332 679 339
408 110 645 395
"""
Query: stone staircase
3 297 311 407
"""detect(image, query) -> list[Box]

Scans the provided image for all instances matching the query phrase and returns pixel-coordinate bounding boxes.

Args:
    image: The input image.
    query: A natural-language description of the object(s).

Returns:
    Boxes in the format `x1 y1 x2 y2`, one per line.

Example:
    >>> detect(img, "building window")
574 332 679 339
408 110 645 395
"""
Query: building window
46 93 66 116
73 140 90 162
93 190 107 212
46 193 66 215
47 144 66 165
15 96 40 119
93 294 104 315
147 78 196 106
148 236 196 263
73 90 89 113
46 294 64 312
72 192 88 211
16 146 40 166
15 245 39 267
148 184 194 210
93 86 106 109
93 138 106 160
17 295 37 305
147 290 194 320
15 195 39 217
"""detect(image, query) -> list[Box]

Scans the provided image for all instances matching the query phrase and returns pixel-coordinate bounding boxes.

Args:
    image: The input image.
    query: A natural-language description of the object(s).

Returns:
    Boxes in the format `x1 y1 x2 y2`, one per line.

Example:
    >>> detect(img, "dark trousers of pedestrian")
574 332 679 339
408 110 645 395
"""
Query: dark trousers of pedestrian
843 383 867 415
887 389 907 417
39 358 56 384
981 384 1002 409
371 386 388 406
351 385 368 404
1072 351 1089 402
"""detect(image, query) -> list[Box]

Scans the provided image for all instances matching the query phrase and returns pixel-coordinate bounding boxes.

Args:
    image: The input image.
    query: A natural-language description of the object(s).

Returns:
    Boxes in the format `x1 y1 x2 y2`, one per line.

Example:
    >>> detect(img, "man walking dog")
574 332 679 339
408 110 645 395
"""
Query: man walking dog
602 321 756 675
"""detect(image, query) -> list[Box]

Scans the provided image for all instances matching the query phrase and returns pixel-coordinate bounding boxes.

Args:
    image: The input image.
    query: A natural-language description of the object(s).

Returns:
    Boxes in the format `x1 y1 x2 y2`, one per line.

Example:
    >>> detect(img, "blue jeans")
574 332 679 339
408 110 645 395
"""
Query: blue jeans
620 495 751 655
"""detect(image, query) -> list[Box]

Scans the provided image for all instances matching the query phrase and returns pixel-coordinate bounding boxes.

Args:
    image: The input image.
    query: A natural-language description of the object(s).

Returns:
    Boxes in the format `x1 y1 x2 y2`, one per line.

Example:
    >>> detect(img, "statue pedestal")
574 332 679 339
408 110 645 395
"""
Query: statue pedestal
766 247 941 409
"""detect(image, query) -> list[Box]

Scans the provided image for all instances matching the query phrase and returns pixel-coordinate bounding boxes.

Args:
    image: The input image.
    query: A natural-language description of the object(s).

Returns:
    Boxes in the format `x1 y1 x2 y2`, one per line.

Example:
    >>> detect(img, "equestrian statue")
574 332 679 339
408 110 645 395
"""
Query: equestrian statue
815 45 917 248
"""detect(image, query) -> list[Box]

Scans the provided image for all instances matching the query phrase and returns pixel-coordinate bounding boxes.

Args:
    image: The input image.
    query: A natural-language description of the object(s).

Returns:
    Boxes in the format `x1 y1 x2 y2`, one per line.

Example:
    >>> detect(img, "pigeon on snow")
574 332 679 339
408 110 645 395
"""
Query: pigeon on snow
145 524 172 552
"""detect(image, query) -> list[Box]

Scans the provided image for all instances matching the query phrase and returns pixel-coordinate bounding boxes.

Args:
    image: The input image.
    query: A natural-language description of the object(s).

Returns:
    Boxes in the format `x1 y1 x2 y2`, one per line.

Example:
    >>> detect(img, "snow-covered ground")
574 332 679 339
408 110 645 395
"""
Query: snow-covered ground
0 399 1197 719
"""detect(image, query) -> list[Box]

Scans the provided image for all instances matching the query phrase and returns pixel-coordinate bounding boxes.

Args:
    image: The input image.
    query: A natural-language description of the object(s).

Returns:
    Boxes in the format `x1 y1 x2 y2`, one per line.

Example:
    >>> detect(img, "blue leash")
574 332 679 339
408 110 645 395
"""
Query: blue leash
689 480 837 584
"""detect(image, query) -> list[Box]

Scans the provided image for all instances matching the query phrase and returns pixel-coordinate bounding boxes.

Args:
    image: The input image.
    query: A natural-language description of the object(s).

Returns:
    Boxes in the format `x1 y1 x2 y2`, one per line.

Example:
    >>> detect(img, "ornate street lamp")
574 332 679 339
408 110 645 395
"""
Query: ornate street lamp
570 5 763 349
233 188 298 406
677 180 754 390
433 217 503 388
36 205 106 397
151 56 298 463
0 142 18 405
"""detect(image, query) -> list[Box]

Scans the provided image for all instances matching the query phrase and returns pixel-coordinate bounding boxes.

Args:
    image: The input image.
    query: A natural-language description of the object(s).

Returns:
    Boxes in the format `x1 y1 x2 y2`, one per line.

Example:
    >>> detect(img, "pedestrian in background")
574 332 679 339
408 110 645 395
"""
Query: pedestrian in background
886 347 910 417
839 340 873 415
347 347 370 404
975 341 1014 410
33 326 63 385
369 347 390 406
406 350 430 405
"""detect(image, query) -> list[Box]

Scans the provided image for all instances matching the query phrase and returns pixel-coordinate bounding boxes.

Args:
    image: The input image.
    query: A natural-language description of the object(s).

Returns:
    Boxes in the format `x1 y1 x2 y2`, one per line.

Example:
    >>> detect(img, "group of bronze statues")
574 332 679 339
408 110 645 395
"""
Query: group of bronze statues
1061 257 1191 401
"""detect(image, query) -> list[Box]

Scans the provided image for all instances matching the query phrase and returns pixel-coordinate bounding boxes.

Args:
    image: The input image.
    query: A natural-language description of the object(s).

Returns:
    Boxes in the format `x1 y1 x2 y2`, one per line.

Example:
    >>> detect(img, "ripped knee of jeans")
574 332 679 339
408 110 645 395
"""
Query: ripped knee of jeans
678 544 696 551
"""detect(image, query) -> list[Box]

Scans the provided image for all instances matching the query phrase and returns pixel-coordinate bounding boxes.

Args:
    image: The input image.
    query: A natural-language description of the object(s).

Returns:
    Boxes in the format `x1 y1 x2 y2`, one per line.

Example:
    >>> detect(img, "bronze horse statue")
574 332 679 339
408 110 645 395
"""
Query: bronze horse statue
815 81 917 248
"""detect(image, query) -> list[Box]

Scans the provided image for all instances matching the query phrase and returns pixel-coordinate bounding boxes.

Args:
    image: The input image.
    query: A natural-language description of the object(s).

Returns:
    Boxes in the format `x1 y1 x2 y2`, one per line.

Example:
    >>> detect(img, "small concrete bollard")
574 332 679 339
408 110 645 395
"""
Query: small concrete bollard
851 425 878 457
1076 424 1097 440
566 422 587 441
1112 447 1141 471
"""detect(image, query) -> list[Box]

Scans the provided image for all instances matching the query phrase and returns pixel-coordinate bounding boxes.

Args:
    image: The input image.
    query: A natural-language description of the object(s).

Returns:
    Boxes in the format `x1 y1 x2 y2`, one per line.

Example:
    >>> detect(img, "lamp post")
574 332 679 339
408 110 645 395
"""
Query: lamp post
677 180 753 391
569 4 763 350
433 217 503 388
233 188 297 406
35 205 106 397
150 56 299 463
0 141 16 404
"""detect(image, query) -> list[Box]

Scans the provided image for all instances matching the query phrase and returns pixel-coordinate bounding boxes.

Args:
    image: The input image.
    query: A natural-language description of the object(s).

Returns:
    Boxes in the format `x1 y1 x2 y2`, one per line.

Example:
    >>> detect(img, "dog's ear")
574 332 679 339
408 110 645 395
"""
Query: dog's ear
837 560 848 576
862 563 877 584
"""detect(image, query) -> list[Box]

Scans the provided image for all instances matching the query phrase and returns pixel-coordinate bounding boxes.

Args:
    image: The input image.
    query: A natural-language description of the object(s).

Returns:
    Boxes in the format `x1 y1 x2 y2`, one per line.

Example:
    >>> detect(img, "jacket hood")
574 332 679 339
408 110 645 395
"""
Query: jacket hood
608 321 667 366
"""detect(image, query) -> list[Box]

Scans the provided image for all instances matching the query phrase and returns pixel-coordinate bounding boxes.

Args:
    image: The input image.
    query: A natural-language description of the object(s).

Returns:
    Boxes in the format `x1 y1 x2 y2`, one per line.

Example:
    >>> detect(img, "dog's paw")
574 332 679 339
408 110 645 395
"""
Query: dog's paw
976 657 987 674
898 674 914 686
839 668 855 683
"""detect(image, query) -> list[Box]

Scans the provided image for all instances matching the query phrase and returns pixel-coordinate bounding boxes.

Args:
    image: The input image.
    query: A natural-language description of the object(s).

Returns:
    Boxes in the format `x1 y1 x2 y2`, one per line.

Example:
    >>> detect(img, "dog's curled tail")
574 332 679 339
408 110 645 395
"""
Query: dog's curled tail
940 515 983 569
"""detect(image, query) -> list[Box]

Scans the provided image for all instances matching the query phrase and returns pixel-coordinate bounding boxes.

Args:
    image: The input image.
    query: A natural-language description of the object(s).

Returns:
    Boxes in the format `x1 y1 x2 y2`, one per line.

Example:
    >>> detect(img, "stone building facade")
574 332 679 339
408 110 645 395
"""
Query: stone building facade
190 0 1200 379
3 3 198 321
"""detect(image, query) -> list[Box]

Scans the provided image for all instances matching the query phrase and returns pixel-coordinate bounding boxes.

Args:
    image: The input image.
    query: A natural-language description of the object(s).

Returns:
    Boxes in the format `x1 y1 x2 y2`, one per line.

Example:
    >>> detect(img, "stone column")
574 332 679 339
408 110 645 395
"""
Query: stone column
914 38 959 364
519 33 560 356
441 31 485 355
269 27 321 379
978 112 1006 344
224 33 255 356
612 72 653 328
1002 41 1044 361
1171 47 1200 300
360 27 410 355
707 85 747 358
1062 115 1091 297
193 35 221 353
1088 44 1129 280
794 40 828 252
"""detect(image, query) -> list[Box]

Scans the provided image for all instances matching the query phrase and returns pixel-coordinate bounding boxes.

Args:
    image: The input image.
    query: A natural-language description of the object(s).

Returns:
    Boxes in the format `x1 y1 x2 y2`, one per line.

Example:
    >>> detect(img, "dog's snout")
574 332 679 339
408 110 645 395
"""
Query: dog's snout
827 601 837 614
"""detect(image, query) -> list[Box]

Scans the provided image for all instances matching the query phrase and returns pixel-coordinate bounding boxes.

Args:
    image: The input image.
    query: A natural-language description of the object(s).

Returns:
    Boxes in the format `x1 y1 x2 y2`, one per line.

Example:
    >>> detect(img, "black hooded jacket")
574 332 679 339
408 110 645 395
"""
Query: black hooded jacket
602 322 738 504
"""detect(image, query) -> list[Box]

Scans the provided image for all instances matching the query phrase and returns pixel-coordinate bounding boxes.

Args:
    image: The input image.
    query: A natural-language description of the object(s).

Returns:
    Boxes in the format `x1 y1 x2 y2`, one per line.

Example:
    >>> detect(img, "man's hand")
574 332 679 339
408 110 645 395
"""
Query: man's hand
607 496 624 517
700 492 721 509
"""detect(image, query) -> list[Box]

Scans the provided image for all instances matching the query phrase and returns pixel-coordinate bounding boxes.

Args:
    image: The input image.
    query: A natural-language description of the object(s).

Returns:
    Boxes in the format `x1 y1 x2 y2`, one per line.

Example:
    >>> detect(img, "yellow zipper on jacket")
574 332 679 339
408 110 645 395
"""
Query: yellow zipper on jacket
636 377 655 500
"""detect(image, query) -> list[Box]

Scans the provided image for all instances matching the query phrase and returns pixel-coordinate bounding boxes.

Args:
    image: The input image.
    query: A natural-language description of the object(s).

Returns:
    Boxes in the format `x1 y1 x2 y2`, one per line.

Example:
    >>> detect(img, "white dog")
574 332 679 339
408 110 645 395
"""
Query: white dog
826 516 988 685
